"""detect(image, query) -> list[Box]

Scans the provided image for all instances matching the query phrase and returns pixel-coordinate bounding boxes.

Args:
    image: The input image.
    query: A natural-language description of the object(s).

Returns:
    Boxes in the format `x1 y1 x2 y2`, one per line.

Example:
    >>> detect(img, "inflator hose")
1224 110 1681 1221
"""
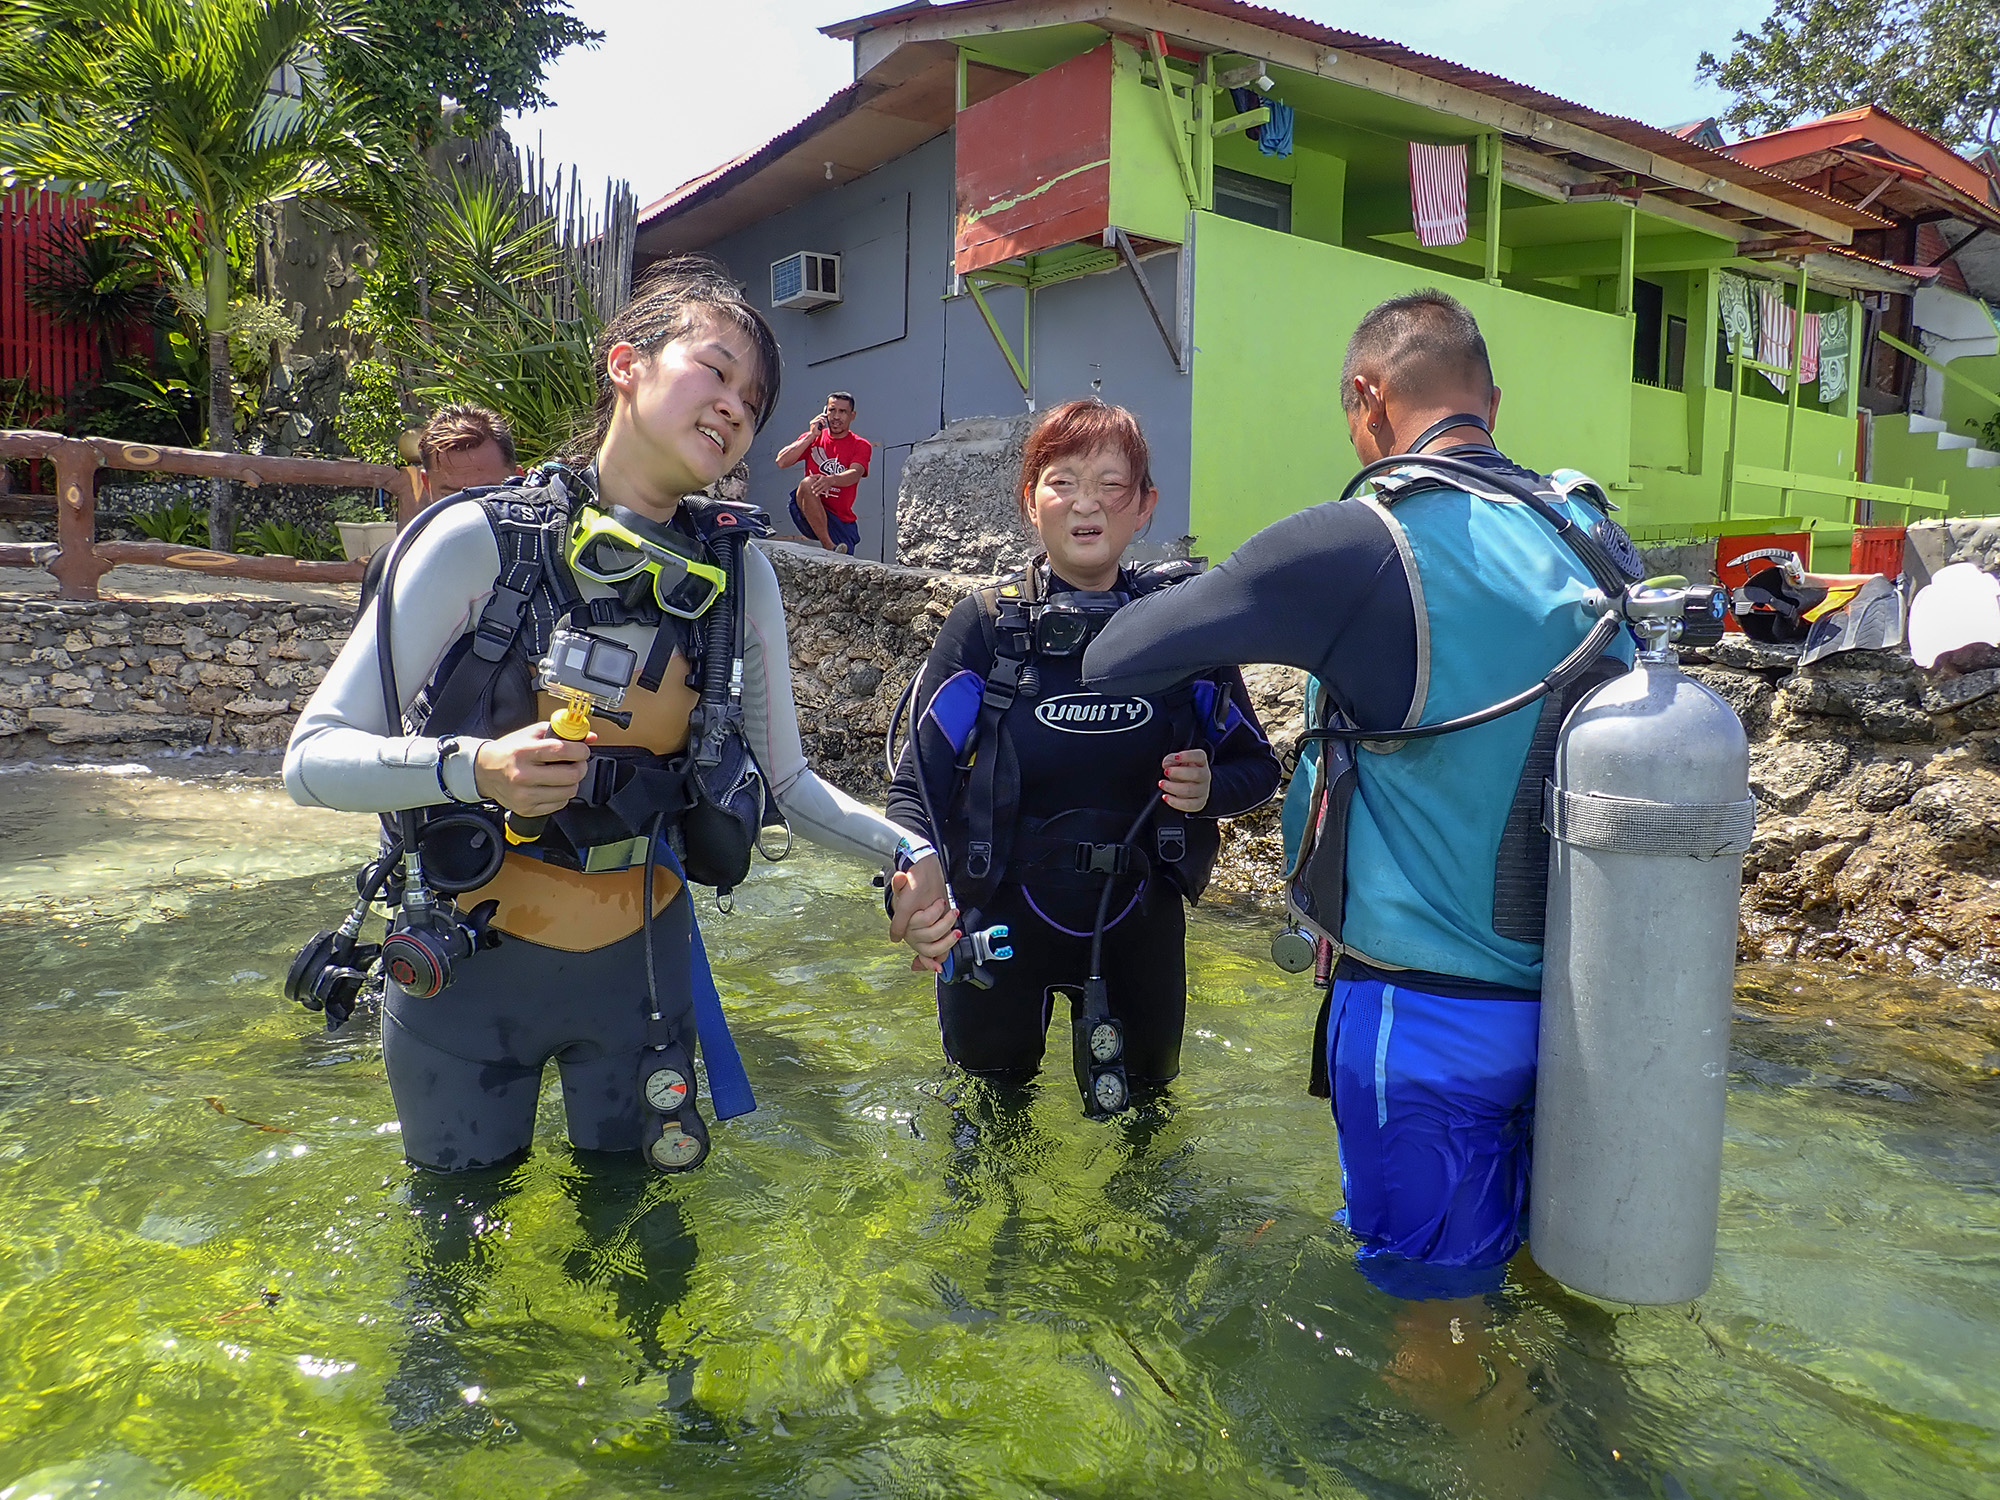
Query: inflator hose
1302 452 1635 744
372 493 487 862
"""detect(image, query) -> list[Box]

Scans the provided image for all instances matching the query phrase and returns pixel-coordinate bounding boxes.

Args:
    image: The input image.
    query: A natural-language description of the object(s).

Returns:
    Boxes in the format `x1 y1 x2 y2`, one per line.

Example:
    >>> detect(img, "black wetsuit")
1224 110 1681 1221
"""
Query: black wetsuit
888 568 1280 1083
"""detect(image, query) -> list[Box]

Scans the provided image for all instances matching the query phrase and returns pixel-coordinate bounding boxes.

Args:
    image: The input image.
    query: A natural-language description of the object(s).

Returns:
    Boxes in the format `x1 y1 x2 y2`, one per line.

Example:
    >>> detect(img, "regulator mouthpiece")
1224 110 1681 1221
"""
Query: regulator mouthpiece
941 921 1013 989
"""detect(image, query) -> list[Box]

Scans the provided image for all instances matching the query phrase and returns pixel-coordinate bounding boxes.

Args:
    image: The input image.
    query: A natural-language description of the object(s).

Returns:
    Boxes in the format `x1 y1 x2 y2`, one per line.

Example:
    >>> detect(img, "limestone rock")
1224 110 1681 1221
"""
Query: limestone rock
26 707 208 745
224 695 293 718
1684 665 1774 732
1749 739 1851 811
896 416 1038 574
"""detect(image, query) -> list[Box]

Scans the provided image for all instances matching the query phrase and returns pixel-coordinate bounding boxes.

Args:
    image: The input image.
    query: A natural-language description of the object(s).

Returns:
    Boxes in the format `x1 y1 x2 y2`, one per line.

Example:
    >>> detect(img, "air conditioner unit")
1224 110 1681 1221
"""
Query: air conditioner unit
771 251 841 311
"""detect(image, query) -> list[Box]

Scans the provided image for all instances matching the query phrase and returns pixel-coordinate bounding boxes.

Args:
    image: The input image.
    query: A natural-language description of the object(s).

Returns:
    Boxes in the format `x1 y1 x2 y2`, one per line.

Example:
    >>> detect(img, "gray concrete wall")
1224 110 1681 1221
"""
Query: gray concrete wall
694 131 1196 564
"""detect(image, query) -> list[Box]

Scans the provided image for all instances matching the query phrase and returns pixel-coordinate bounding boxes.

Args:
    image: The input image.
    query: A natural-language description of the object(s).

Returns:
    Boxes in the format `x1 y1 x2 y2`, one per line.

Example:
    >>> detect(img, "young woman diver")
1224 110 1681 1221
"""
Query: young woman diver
885 401 1280 1113
283 257 948 1175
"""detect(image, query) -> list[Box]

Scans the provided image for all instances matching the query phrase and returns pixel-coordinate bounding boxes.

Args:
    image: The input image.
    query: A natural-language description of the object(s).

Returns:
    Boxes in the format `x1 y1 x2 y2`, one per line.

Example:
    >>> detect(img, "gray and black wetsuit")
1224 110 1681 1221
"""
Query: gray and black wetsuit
285 504 910 1171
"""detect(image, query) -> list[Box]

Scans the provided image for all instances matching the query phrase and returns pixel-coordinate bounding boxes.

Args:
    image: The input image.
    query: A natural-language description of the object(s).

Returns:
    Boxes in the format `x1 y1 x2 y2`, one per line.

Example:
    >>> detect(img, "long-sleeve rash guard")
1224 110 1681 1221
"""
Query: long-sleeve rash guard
284 501 903 868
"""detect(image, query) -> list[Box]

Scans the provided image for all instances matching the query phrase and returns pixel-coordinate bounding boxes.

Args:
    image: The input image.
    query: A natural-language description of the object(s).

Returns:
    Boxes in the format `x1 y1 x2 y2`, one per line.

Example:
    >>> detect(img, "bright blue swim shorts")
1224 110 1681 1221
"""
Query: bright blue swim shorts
1326 974 1540 1300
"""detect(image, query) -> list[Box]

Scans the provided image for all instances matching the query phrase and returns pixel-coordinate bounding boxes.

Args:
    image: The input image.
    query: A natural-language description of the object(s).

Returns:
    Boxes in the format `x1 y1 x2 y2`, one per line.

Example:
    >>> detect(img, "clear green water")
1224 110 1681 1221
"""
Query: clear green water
0 760 1995 1500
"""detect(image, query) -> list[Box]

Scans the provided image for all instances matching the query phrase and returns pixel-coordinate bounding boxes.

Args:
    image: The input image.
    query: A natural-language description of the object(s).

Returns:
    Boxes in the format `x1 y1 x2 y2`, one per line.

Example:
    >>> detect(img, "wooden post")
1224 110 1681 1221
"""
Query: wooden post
1194 54 1214 211
955 47 967 112
1725 344 1744 518
1145 31 1200 210
1482 135 1504 285
1615 200 1637 316
48 438 109 601
1685 268 1719 477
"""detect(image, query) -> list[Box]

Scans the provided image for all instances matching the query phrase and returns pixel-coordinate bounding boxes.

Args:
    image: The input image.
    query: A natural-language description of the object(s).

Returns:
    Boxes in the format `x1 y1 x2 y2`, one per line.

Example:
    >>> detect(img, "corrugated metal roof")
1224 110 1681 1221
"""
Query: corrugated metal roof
823 0 1885 231
645 0 1886 240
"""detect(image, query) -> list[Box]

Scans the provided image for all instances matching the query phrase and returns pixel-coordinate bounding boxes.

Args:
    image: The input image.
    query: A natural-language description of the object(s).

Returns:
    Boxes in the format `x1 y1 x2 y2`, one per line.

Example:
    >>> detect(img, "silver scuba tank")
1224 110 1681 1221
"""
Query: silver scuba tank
1530 583 1755 1304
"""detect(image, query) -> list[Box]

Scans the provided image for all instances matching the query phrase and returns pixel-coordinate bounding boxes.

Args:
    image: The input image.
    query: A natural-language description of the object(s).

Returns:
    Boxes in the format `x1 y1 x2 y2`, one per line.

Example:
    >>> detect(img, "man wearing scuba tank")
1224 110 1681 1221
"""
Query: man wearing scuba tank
886 400 1279 1110
283 257 949 1177
1084 290 1643 1296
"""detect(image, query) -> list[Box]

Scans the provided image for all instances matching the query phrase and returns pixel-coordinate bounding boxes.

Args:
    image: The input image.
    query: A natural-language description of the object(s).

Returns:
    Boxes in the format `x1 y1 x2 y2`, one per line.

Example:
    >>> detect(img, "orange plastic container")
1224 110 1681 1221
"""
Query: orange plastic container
1849 526 1905 580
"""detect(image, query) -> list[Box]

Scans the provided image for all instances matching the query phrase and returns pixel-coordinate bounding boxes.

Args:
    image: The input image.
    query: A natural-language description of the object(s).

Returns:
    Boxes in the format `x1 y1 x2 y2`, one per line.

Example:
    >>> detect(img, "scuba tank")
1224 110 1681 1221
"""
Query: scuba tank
1530 583 1753 1304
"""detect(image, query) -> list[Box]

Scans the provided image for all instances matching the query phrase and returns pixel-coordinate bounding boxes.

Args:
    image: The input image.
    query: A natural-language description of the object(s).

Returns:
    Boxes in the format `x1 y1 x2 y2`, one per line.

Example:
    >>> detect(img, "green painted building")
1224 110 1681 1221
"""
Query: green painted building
636 0 1993 569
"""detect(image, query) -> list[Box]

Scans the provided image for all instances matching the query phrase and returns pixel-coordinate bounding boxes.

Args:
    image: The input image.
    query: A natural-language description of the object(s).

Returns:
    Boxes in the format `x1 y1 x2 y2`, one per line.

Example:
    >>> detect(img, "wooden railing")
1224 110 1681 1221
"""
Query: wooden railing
0 429 417 600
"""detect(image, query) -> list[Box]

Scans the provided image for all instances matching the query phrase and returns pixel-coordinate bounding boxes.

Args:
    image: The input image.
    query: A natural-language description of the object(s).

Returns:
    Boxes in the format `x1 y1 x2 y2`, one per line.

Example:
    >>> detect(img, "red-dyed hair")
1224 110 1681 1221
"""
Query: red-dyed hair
1016 400 1153 519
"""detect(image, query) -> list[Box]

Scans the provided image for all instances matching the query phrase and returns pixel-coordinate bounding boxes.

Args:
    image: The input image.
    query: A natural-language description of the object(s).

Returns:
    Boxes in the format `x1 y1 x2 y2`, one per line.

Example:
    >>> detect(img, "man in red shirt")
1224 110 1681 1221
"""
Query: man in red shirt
776 391 871 553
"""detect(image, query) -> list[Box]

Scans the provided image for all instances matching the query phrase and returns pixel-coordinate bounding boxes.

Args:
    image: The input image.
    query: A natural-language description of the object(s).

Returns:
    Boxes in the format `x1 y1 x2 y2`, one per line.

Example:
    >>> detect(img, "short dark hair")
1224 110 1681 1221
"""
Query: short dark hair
1016 399 1152 519
827 390 855 409
419 403 515 469
1339 289 1493 414
567 254 782 464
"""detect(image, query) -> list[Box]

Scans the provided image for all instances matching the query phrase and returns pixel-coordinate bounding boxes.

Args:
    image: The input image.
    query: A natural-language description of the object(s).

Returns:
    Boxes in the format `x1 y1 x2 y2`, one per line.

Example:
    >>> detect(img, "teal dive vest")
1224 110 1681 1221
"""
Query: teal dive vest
1336 471 1633 990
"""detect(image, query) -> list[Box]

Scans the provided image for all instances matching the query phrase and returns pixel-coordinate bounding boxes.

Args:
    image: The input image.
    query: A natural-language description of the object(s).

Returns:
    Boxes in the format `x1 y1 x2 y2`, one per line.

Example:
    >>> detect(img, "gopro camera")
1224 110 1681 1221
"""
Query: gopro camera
538 626 639 711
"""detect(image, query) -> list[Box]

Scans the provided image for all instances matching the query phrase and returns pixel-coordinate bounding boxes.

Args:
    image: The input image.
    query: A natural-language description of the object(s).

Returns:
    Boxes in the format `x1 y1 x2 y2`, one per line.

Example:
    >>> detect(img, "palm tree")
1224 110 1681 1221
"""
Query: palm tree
0 0 411 548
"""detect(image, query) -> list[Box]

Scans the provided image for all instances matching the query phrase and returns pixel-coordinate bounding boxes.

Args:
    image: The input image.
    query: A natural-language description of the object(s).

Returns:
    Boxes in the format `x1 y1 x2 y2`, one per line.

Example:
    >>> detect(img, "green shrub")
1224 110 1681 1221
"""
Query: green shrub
129 497 209 546
327 490 390 524
333 358 412 466
233 518 340 560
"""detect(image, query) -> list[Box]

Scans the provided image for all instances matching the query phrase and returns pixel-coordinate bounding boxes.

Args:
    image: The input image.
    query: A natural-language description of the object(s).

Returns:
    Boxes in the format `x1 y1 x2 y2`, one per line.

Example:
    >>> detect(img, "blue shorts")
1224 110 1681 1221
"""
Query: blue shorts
1326 975 1540 1299
789 492 860 552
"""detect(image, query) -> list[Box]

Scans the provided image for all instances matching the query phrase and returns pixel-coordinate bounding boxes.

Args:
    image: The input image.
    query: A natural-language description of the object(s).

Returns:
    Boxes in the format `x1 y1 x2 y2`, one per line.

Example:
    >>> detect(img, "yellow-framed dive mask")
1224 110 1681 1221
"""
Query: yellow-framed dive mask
568 505 727 619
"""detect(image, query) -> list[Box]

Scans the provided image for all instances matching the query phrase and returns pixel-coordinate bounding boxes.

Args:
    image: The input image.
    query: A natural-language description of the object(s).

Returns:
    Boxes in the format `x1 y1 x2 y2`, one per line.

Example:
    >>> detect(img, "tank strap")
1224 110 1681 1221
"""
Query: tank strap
959 587 1033 887
1543 785 1756 858
1491 653 1631 942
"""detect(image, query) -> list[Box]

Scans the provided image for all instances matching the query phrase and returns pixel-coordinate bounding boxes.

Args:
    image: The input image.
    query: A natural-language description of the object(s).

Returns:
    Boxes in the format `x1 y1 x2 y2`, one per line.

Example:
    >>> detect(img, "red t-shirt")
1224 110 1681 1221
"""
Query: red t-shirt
802 429 871 523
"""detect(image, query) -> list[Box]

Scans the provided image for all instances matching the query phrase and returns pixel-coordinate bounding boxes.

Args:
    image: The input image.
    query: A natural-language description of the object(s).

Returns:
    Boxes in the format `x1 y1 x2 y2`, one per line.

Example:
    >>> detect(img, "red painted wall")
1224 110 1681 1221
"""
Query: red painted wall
1 190 105 411
954 44 1113 275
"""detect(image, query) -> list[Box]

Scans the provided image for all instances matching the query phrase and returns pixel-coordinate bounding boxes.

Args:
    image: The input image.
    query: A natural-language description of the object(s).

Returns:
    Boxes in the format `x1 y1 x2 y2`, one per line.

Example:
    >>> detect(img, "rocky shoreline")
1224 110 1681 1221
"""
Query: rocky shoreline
6 544 1999 991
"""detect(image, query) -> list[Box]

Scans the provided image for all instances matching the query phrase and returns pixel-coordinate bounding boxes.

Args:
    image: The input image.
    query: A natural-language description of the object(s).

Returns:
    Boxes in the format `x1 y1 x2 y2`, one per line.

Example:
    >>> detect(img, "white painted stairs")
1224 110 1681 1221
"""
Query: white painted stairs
1908 413 2000 467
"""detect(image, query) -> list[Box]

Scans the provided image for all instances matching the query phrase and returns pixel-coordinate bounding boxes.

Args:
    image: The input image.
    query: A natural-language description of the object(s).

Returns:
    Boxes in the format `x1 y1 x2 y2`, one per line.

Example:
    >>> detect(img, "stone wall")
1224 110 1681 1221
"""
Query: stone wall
0 597 342 758
6 546 2000 988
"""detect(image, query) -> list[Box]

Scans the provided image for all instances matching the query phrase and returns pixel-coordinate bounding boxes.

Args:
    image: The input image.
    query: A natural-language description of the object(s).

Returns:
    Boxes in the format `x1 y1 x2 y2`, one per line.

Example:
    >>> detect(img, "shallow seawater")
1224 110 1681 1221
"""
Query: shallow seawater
0 759 1995 1500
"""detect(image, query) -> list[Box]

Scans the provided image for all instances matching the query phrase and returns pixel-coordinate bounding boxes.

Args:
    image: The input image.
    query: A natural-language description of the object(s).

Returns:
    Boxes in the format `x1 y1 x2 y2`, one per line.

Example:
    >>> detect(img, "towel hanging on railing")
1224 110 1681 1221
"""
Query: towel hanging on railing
1409 142 1468 248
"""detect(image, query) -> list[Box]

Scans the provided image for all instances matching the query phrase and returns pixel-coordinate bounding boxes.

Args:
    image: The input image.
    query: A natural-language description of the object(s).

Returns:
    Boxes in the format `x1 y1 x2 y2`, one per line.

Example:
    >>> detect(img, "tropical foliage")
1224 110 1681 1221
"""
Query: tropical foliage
0 0 414 547
1698 0 2000 152
332 356 412 466
322 0 600 142
350 168 599 464
127 497 209 546
21 215 170 369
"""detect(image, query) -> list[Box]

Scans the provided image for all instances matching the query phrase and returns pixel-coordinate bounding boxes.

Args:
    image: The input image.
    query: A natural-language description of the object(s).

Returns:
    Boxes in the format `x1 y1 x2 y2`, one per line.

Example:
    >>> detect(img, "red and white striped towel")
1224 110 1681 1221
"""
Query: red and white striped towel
1756 285 1793 392
1755 286 1821 391
1409 142 1469 248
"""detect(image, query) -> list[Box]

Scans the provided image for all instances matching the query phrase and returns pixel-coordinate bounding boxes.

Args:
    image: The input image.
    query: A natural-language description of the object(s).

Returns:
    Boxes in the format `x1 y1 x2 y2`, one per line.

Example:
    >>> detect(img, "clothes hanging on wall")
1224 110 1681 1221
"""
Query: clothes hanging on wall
1717 272 1754 359
1797 312 1821 384
1409 142 1469 248
1756 284 1795 392
1818 311 1851 406
1228 88 1294 157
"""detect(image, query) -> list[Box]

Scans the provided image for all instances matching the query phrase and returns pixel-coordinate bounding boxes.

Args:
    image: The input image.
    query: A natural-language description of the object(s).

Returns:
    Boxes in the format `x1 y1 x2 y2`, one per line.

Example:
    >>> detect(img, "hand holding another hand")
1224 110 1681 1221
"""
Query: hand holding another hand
889 853 958 973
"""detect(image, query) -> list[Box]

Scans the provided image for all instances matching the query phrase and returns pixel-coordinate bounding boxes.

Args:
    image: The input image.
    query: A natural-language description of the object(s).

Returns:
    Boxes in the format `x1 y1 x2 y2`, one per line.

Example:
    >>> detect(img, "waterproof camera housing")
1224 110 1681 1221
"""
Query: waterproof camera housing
539 626 638 711
1033 592 1124 657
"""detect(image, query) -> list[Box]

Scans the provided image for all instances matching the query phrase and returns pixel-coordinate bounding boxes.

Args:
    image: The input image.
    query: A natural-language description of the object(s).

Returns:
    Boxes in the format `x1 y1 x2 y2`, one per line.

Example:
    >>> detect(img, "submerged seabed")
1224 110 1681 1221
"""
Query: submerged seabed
0 758 1994 1500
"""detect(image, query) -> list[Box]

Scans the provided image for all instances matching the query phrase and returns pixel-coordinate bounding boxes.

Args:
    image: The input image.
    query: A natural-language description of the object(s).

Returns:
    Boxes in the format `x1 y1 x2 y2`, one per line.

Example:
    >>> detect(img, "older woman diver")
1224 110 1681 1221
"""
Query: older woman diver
885 400 1279 1114
283 256 946 1176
